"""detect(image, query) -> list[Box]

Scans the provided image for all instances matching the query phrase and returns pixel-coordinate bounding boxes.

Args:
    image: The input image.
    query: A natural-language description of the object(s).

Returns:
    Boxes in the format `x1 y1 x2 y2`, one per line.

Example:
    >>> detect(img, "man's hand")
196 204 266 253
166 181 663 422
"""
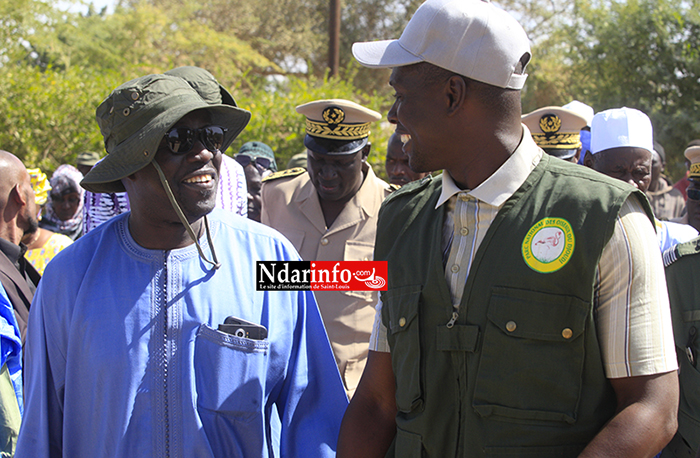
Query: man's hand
337 350 397 458
578 370 679 458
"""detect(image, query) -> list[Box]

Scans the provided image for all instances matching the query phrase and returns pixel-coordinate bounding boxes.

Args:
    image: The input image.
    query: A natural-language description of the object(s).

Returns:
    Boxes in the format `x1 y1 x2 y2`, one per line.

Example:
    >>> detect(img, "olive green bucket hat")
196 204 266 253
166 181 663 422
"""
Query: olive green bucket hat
82 73 251 193
165 66 236 107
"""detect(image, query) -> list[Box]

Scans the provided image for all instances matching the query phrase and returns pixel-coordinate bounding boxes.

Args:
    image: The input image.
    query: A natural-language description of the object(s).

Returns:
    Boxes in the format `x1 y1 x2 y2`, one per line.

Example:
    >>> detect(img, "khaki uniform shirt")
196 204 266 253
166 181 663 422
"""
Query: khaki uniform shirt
261 164 392 397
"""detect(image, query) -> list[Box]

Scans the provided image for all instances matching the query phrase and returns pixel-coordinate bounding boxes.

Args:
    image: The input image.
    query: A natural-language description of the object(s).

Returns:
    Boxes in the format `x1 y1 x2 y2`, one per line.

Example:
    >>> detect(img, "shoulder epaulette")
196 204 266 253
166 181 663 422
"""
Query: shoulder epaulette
262 167 306 182
663 236 700 267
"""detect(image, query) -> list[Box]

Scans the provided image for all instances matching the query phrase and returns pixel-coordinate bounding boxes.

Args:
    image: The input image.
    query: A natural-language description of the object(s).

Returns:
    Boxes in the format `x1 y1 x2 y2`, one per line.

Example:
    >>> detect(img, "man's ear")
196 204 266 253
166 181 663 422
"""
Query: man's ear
446 75 467 116
11 184 27 207
360 144 371 162
582 150 595 169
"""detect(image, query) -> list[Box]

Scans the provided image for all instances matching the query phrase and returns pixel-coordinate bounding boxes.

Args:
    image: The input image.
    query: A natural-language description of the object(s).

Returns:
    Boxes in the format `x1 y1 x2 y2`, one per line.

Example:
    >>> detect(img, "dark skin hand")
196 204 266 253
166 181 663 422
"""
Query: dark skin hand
337 350 397 458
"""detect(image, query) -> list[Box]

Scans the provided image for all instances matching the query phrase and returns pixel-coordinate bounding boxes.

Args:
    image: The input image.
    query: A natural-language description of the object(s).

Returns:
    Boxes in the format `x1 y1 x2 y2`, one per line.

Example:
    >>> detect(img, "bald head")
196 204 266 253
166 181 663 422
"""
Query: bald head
0 151 29 203
0 150 38 244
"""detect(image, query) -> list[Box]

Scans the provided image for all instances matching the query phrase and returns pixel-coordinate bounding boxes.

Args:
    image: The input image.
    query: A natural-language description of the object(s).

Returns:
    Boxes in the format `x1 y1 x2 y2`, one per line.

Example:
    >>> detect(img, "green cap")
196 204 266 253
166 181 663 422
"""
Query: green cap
82 74 251 193
76 151 101 167
237 141 277 172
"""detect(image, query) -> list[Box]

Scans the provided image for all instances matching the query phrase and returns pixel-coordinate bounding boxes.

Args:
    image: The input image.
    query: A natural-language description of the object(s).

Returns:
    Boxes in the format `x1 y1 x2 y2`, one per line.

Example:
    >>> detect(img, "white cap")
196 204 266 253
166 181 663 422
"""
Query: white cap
351 0 531 90
562 100 594 126
590 107 653 155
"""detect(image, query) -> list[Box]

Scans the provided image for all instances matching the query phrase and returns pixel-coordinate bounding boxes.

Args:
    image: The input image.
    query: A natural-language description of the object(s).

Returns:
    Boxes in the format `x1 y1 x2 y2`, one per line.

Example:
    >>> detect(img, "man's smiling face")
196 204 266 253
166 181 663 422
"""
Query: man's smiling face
126 109 222 226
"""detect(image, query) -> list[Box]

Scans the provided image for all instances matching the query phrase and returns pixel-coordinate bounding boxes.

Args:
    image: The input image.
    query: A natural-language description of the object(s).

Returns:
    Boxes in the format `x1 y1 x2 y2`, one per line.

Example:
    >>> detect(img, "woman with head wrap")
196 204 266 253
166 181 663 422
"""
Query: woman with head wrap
22 168 73 274
39 164 85 240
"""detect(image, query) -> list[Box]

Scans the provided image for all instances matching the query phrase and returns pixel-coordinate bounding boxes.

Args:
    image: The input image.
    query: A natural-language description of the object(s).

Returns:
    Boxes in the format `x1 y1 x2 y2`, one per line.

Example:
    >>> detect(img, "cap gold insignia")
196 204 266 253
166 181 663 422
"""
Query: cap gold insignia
322 106 345 129
540 114 562 133
531 113 581 150
305 106 372 141
690 163 700 177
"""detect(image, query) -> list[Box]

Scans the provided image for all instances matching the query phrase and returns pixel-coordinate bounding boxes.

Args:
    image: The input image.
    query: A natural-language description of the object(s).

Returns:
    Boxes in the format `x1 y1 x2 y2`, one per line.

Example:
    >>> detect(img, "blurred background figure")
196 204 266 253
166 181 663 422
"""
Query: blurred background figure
286 151 308 170
679 146 700 233
0 151 40 344
75 151 100 177
522 106 587 163
385 132 429 186
647 142 685 221
236 141 277 222
673 139 700 201
562 100 595 165
22 169 72 275
39 164 84 240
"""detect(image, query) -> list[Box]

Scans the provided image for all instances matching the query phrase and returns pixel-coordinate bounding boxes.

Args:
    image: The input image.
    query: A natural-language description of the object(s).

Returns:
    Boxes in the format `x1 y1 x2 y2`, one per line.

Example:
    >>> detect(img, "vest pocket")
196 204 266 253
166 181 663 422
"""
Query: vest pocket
383 285 423 413
473 287 589 424
394 427 423 458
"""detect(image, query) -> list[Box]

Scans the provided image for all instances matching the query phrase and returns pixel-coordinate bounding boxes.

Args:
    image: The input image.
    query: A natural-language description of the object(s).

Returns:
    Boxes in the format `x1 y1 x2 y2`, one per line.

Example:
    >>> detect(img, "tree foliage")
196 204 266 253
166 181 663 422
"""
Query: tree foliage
564 0 700 176
1 0 699 180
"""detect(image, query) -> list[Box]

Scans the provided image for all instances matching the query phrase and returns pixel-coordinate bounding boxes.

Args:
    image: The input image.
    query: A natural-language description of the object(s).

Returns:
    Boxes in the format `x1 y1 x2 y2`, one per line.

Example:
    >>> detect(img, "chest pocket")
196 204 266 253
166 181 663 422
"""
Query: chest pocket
384 285 423 413
343 241 375 301
194 324 269 457
473 287 589 424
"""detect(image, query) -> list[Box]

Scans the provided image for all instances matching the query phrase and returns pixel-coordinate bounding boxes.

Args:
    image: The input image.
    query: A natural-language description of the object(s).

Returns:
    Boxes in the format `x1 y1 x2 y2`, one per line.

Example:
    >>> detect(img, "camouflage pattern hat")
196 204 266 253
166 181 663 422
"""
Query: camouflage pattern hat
82 74 251 193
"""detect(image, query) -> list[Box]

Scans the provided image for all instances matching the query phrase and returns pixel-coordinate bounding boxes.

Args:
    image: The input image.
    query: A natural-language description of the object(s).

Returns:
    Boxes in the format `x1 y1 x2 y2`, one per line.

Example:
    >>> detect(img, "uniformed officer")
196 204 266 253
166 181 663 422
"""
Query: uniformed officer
660 234 700 458
522 106 587 163
260 99 393 398
680 146 700 233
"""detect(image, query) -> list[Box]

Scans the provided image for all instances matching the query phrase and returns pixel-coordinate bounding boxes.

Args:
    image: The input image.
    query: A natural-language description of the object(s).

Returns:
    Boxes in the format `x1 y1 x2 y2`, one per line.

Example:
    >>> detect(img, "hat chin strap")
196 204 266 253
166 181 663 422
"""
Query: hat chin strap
151 161 221 270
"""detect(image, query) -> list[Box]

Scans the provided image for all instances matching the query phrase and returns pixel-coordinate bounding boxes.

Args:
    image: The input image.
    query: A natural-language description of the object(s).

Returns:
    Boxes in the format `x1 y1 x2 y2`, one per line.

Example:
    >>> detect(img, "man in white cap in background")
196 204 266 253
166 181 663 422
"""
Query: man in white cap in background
17 73 347 457
522 106 588 163
584 107 697 251
261 99 394 399
339 0 679 456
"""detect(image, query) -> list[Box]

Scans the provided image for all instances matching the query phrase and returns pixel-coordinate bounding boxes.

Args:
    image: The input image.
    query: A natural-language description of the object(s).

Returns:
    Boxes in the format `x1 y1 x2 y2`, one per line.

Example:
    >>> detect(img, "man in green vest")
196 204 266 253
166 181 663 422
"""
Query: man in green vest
338 0 680 457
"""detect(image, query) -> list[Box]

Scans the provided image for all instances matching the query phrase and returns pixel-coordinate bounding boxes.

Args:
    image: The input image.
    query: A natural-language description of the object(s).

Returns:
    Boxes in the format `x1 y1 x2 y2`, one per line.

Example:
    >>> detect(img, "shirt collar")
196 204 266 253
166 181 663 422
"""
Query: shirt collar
0 237 22 265
436 125 543 209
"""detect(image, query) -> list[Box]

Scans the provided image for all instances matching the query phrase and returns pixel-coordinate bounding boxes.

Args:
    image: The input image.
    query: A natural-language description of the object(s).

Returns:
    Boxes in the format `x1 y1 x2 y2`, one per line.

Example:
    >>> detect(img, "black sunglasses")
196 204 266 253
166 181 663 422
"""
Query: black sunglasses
687 188 700 202
163 126 226 154
235 155 272 170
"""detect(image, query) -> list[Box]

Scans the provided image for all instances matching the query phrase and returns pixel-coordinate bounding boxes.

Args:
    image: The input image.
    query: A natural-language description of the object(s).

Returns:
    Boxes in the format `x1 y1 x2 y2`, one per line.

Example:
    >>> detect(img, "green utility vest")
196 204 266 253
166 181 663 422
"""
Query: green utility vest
661 237 700 458
376 154 653 458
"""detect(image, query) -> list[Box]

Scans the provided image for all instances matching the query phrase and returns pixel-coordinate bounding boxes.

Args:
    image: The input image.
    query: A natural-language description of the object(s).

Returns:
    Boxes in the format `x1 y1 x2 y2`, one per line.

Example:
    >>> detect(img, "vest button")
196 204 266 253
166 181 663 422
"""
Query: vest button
505 321 517 332
450 264 459 273
562 328 573 339
399 317 406 327
320 238 329 246
460 227 469 236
